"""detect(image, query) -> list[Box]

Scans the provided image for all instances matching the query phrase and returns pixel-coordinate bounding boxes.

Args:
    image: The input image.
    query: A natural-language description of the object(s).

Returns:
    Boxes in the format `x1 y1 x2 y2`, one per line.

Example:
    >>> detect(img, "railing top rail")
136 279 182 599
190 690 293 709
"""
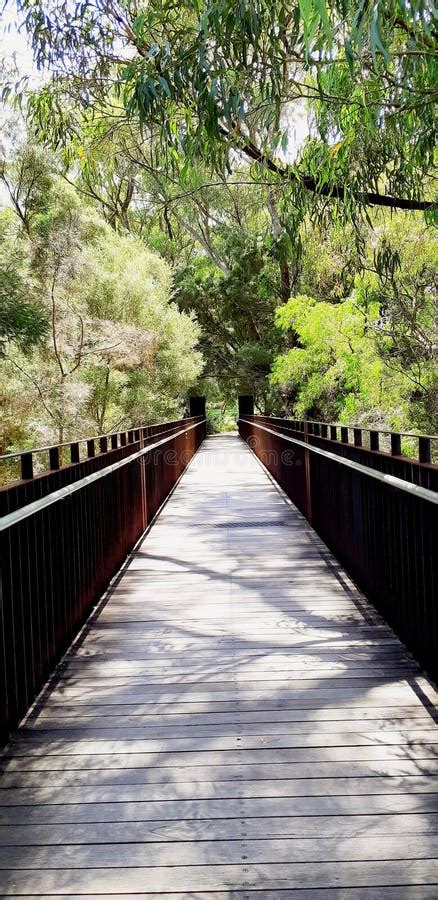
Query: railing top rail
0 418 206 532
0 416 201 461
239 417 438 504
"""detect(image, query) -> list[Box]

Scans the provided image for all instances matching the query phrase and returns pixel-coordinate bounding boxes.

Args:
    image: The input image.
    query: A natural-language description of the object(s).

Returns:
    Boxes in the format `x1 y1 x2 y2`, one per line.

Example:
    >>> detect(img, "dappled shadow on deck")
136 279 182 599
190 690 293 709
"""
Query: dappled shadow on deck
1 435 437 896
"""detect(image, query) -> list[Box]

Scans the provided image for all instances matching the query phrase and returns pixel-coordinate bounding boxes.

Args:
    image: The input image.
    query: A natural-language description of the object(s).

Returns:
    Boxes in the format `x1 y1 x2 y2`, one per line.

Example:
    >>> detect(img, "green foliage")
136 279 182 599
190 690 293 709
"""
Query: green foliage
272 293 387 421
0 237 48 353
174 229 285 411
0 144 203 449
0 285 48 353
0 146 50 353
10 0 437 220
272 212 437 432
57 106 435 431
2 0 437 443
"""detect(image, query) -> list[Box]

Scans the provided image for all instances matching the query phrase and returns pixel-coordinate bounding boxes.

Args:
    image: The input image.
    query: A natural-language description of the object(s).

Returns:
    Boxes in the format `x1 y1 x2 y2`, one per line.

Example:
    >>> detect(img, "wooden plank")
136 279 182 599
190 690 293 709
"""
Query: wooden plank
1 811 438 845
8 730 437 757
1 859 438 894
28 706 434 726
83 620 405 635
66 647 407 661
3 759 438 788
2 793 438 826
1 833 438 868
1 776 438 808
25 666 427 689
60 659 418 675
24 696 433 714
23 717 432 737
70 644 409 659
4 744 437 773
36 683 434 706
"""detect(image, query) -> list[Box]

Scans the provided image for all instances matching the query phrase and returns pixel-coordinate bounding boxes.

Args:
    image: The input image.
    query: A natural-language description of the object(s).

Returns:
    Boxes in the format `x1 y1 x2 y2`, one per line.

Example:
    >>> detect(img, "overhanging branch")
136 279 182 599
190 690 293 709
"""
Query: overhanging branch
223 130 435 212
113 14 435 214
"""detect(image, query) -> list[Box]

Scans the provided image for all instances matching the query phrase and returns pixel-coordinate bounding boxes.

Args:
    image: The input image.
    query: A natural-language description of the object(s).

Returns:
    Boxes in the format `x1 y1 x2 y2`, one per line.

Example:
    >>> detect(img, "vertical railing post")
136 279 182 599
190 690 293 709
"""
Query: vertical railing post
391 432 401 456
370 431 380 452
139 427 147 531
303 421 312 525
49 447 60 470
238 395 254 418
189 396 207 419
20 453 33 480
419 436 431 464
353 428 362 447
70 442 80 464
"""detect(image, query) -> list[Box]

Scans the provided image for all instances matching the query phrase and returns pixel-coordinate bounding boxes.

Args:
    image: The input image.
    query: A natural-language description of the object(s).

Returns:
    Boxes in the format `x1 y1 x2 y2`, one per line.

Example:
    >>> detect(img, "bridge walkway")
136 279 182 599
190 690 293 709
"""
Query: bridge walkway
1 434 437 896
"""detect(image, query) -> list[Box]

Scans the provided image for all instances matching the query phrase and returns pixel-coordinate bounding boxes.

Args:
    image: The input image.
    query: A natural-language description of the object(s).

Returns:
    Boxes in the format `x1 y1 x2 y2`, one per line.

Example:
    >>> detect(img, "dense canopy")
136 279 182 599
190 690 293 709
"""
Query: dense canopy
0 0 436 446
10 0 437 215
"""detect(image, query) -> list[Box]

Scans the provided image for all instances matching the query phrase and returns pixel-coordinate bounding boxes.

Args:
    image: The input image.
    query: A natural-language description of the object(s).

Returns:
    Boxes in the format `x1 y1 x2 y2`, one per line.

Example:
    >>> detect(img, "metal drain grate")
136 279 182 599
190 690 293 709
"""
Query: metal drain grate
213 520 292 528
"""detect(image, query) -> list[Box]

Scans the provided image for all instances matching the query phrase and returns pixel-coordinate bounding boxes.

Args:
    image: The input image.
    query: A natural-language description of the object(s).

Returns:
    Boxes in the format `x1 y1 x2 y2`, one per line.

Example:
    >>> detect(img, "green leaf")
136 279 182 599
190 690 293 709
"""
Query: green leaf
369 5 390 65
158 76 171 98
314 0 331 42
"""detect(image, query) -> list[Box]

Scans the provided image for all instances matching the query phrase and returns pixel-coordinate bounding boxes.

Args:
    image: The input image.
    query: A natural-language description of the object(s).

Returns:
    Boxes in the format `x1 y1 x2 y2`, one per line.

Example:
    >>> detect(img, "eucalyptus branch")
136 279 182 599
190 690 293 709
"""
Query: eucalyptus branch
223 129 435 212
50 265 65 378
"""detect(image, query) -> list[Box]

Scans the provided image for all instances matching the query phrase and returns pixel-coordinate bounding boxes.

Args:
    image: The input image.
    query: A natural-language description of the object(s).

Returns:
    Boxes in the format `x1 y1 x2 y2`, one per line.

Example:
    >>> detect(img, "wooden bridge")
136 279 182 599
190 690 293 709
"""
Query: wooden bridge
1 404 438 896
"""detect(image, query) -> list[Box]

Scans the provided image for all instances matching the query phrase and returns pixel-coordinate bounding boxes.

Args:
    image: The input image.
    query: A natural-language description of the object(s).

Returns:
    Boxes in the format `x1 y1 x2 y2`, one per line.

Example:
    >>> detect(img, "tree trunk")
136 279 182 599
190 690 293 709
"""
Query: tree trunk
267 193 299 346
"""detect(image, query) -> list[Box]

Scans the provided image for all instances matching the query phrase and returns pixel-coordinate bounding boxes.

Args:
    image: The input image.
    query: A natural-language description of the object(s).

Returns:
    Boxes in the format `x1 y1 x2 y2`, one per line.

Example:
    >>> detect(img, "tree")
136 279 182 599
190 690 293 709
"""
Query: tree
11 0 437 220
0 144 203 448
0 145 51 352
271 211 437 432
55 105 436 425
3 3 436 436
58 110 298 298
54 113 297 412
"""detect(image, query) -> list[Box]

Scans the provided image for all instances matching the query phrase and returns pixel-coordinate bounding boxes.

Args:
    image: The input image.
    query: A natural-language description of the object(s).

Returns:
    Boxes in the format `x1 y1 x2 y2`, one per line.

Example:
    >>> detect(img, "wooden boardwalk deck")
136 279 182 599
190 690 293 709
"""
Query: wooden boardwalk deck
1 433 437 898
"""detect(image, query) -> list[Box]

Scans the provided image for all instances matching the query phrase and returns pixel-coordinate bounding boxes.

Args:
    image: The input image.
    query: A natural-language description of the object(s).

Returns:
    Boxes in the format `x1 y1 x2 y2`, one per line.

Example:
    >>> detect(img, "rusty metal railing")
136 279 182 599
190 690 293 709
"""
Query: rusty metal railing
239 415 438 682
0 416 206 746
249 415 438 484
0 418 192 486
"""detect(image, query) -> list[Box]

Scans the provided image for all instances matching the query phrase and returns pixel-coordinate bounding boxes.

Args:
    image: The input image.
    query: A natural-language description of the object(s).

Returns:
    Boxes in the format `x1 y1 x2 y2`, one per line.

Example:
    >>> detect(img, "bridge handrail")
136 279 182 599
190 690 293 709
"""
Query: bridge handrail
238 414 437 681
284 417 437 441
250 414 437 465
0 417 189 460
0 417 200 484
0 418 206 532
238 418 438 504
1 414 206 745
